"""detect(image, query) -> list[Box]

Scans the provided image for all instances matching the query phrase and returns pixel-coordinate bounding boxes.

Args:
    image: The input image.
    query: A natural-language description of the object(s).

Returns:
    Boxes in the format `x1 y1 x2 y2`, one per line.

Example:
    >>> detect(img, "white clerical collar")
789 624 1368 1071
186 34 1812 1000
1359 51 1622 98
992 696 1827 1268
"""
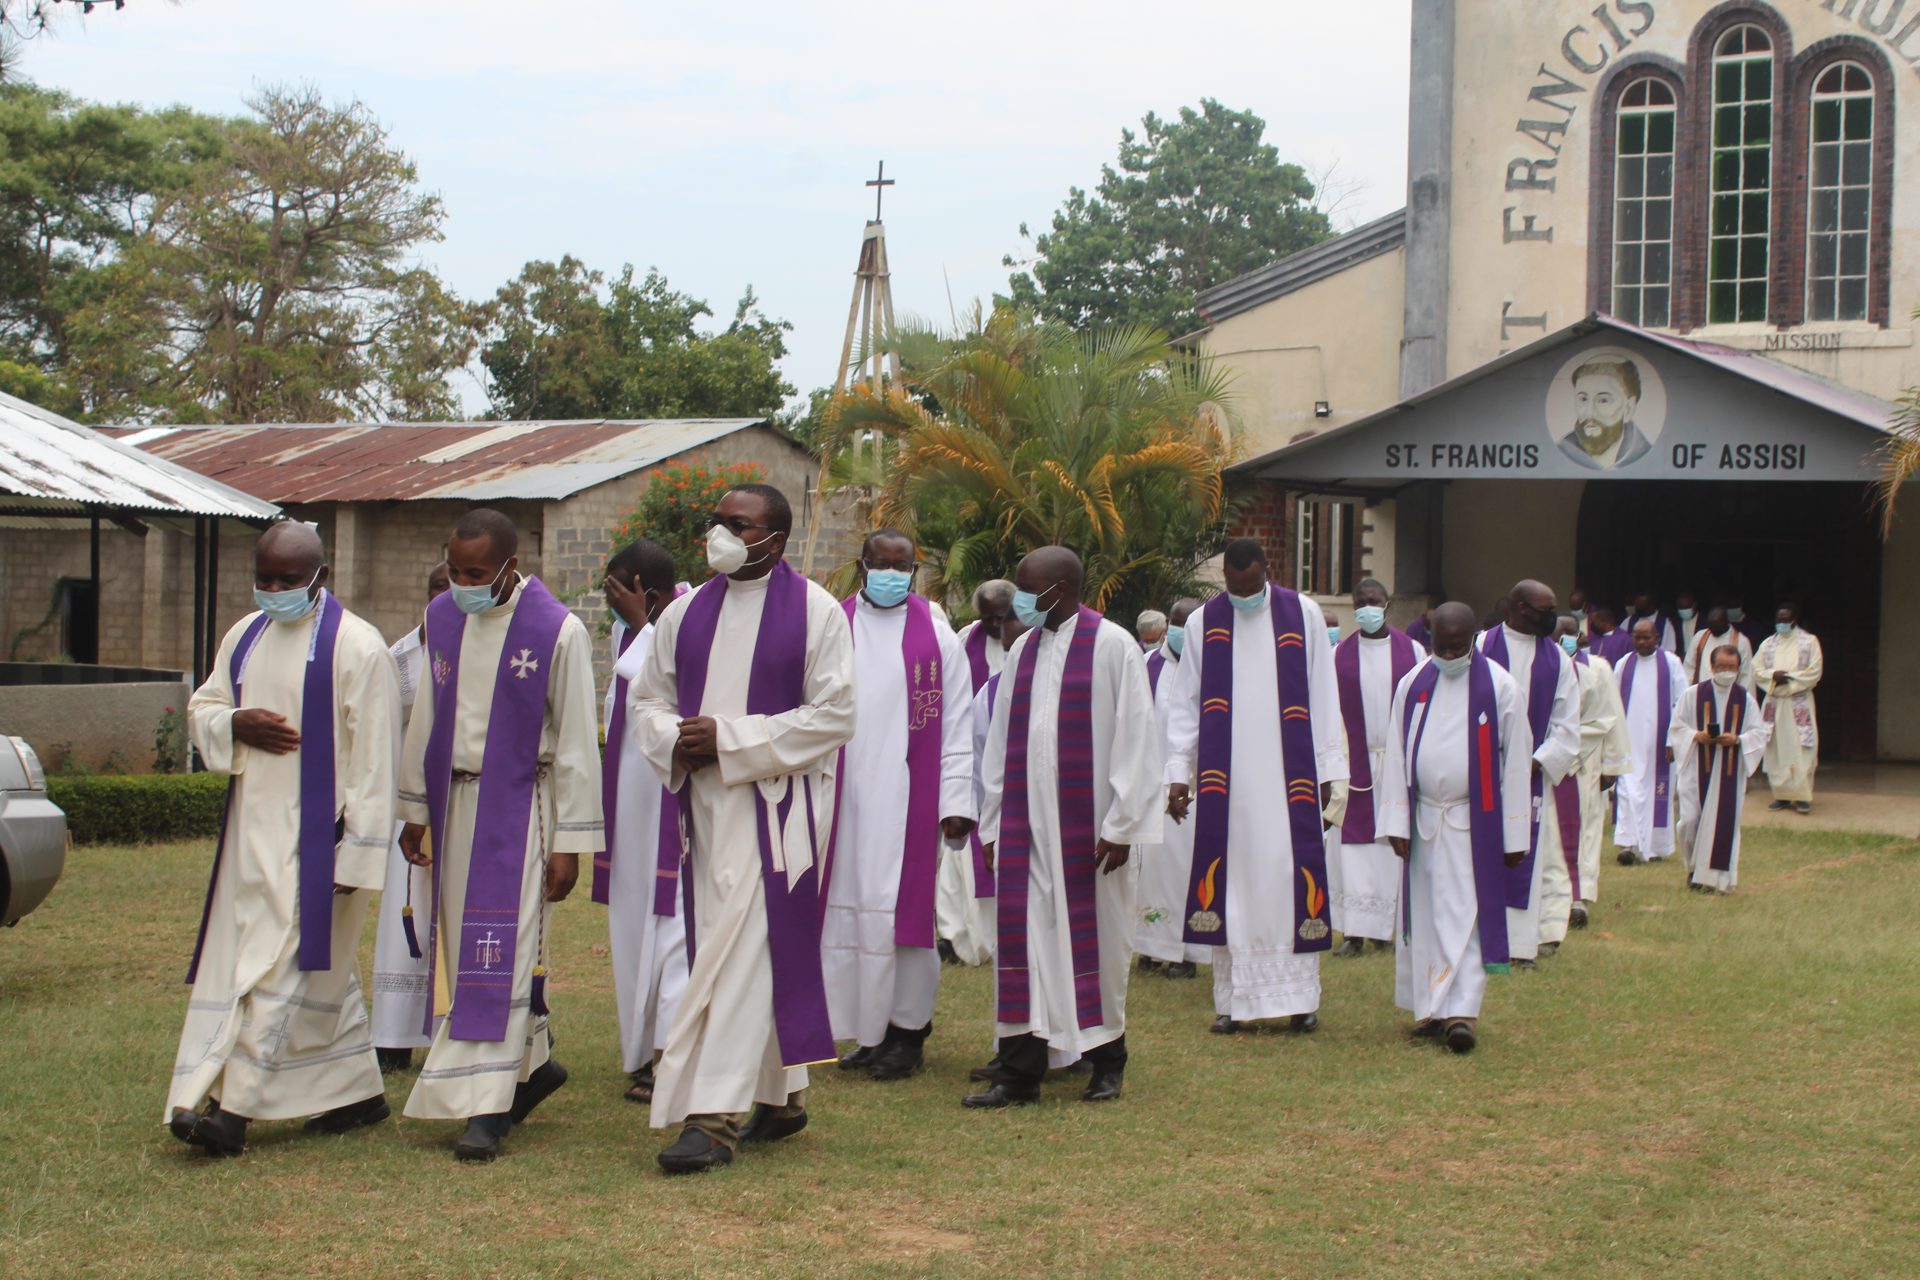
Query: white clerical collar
726 570 773 593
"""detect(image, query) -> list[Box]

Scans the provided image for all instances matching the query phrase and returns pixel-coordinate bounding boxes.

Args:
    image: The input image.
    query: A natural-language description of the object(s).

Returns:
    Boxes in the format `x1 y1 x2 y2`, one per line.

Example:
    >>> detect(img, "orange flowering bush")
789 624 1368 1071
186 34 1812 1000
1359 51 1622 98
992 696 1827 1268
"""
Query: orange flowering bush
611 458 767 583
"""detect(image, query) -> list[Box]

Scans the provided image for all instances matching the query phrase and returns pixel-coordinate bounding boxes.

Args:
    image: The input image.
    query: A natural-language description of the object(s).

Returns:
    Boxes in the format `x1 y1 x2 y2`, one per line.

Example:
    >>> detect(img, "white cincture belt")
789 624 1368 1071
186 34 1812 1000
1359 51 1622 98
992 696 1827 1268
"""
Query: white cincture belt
1348 747 1386 793
1415 796 1474 841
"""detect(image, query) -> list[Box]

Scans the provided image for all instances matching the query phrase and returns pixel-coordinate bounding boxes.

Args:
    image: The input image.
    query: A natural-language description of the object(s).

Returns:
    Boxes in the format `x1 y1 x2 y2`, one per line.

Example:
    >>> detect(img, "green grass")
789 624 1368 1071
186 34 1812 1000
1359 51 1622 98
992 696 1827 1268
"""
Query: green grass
3 829 1918 1279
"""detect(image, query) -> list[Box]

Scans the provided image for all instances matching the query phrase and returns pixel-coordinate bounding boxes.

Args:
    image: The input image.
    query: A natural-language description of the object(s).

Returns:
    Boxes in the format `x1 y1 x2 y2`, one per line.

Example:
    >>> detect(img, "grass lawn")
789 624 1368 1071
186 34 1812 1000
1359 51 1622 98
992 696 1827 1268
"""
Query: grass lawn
2 827 1917 1279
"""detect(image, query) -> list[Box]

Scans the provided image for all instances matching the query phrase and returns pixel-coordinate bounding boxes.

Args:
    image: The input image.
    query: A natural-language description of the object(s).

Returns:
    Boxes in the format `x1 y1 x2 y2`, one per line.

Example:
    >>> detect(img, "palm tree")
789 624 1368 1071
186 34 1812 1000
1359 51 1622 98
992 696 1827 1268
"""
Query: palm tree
1875 382 1920 536
818 307 1238 618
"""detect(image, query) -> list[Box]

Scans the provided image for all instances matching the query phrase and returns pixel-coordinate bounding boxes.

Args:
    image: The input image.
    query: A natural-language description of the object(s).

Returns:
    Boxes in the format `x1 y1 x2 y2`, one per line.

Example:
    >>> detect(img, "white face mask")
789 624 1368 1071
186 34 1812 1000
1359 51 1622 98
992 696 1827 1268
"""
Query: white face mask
706 524 776 576
1434 653 1471 678
1712 670 1737 689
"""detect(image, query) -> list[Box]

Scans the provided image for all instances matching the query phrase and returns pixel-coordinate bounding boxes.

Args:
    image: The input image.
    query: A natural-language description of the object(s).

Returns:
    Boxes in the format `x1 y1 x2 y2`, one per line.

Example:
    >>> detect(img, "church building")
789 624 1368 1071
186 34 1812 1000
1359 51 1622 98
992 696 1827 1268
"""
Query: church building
1202 0 1920 762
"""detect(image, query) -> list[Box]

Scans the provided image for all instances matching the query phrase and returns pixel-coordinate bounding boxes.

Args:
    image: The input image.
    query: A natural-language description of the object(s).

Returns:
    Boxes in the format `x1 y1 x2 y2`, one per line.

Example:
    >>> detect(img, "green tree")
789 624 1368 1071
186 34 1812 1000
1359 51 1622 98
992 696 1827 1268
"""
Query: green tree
610 457 767 587
1003 99 1332 335
480 258 794 420
819 307 1238 622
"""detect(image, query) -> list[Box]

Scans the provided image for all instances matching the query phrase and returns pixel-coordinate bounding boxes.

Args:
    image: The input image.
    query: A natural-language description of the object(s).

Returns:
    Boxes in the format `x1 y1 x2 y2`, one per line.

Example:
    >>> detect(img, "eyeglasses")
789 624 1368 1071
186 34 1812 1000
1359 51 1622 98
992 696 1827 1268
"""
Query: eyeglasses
710 514 772 535
861 558 919 573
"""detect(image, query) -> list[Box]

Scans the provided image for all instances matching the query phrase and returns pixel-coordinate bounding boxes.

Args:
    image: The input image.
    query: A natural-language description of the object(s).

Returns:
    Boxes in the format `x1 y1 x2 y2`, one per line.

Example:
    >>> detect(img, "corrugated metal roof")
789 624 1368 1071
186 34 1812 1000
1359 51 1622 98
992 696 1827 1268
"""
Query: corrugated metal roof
104 417 788 504
1194 208 1408 327
0 391 282 520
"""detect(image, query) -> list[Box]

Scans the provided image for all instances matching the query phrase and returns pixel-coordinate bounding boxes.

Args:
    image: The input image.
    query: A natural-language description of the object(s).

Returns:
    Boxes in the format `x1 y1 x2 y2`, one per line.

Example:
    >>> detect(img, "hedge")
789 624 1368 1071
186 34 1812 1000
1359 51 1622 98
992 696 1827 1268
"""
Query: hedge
47 772 228 845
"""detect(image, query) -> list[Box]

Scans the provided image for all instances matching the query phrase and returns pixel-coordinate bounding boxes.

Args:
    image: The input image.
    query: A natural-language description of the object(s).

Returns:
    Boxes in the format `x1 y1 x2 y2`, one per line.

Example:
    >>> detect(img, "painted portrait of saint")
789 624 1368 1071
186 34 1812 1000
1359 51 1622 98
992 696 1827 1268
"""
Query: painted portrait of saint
1545 348 1666 472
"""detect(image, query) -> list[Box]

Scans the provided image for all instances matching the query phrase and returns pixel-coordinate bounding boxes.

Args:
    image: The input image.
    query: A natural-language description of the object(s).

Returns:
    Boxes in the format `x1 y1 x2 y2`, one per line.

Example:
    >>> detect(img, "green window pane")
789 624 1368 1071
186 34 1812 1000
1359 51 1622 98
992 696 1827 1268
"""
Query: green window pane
1645 287 1670 328
1745 104 1772 146
1648 112 1674 152
1743 192 1769 233
1647 242 1671 284
1620 200 1644 242
1841 232 1867 276
1715 105 1741 147
1711 236 1737 278
1647 201 1672 241
1740 234 1767 277
1713 149 1740 192
1839 277 1866 319
1716 61 1742 103
1620 113 1646 154
1845 97 1872 141
1712 195 1738 236
1619 157 1645 199
1843 187 1869 228
1746 58 1772 100
1812 143 1838 188
1842 141 1871 187
1813 99 1841 144
1710 281 1737 324
1739 281 1767 321
1648 155 1674 197
1745 147 1771 191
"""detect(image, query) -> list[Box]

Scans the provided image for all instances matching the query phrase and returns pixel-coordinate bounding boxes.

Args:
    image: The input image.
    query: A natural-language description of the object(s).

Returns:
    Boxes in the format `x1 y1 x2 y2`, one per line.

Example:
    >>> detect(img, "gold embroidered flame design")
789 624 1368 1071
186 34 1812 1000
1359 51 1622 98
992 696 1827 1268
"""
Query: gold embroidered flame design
1196 857 1222 912
1302 867 1326 919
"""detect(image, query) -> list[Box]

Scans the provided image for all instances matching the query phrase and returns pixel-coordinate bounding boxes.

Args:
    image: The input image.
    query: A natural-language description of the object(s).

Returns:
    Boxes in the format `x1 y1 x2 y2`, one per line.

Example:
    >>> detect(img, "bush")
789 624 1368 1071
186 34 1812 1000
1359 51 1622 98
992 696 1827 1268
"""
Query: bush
48 773 229 845
610 456 767 586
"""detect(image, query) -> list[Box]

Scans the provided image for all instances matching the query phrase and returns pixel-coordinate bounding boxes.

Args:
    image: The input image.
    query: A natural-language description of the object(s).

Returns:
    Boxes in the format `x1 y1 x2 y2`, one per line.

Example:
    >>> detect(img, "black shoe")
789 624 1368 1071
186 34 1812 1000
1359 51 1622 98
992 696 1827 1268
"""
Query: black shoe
967 1055 1001 1083
962 1082 1039 1109
1162 960 1198 979
1513 958 1539 971
508 1060 568 1125
170 1103 248 1158
1334 938 1365 958
1794 802 1812 815
453 1120 502 1163
1411 1020 1442 1039
1082 1070 1124 1102
1136 955 1165 974
938 939 960 966
1767 800 1791 811
1616 849 1637 866
1371 938 1394 953
1538 941 1560 958
866 1040 924 1082
739 1104 808 1145
624 1064 654 1104
657 1127 733 1174
1569 904 1589 930
837 1044 877 1072
1289 1012 1319 1033
1689 882 1709 893
1445 1021 1477 1055
304 1093 390 1135
1209 1014 1243 1035
375 1047 413 1074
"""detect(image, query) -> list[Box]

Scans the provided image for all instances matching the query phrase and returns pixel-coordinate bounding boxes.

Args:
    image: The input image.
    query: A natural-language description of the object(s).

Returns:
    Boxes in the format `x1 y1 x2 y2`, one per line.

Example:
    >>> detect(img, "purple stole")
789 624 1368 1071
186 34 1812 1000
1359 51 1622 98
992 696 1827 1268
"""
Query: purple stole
972 674 1003 900
997 606 1105 1029
1479 626 1561 909
1590 629 1632 666
1618 652 1675 835
1406 615 1431 649
1334 629 1417 844
675 562 834 1068
187 594 344 982
1146 648 1166 695
1182 586 1331 952
1400 654 1511 970
833 594 945 947
420 578 570 1043
964 624 1000 897
592 622 686 918
1697 681 1750 872
965 623 992 691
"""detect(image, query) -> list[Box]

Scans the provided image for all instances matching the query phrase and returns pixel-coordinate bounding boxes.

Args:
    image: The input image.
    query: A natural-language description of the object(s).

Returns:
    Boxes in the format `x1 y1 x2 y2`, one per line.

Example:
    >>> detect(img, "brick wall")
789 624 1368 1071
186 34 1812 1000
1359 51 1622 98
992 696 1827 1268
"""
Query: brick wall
1228 479 1298 584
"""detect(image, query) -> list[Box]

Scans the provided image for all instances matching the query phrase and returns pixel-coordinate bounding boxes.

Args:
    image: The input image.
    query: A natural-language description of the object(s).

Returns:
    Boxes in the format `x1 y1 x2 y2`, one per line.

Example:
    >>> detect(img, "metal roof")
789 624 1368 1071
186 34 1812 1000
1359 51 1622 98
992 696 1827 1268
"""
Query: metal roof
0 390 282 520
1194 208 1408 327
102 417 789 504
1233 312 1898 477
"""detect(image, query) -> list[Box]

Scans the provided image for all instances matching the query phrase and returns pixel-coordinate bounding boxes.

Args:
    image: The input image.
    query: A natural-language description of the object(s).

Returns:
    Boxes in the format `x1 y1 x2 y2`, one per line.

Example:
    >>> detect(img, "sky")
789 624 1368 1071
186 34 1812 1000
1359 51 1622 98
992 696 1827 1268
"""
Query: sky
21 0 1413 415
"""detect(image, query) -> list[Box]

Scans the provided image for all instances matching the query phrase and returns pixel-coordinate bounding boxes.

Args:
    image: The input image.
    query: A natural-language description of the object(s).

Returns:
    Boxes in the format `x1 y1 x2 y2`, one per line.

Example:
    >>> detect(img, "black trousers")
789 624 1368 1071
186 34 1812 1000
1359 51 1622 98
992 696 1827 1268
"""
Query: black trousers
994 1033 1127 1088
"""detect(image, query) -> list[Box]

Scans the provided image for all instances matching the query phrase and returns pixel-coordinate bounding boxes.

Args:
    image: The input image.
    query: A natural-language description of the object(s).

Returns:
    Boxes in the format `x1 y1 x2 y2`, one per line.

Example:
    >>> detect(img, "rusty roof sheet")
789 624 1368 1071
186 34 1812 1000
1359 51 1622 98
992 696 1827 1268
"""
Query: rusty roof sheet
0 391 282 520
101 418 785 504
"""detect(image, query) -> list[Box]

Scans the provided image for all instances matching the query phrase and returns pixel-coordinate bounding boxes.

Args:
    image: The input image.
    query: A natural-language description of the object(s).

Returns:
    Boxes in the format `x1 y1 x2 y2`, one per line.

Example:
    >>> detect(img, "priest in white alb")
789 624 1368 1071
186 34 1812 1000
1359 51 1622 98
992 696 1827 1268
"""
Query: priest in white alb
1377 602 1531 1055
1164 540 1348 1035
940 578 1014 964
397 508 602 1163
167 523 400 1157
1612 617 1687 867
1672 643 1771 894
1684 606 1754 694
823 529 975 1082
596 539 689 1107
1755 603 1823 815
966 546 1162 1108
632 483 855 1174
1548 615 1630 932
371 559 448 1073
1133 597 1207 978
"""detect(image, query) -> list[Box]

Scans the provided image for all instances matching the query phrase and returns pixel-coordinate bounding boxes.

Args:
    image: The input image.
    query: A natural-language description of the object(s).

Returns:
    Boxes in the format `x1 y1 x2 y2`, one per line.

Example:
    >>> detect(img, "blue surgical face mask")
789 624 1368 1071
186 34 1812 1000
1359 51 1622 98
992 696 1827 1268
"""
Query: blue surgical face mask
1327 625 1341 645
1434 653 1471 678
452 562 510 615
1678 607 1696 621
1727 608 1746 623
1776 621 1794 635
1229 588 1267 614
1571 606 1587 620
1560 634 1580 656
863 569 913 609
1012 584 1058 629
1165 627 1185 657
254 570 322 623
1354 605 1386 634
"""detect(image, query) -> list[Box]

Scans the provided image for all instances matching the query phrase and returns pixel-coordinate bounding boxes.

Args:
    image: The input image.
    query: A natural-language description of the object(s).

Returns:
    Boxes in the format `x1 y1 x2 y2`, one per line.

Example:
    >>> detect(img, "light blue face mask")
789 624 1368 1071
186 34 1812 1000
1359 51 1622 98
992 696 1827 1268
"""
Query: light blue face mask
1434 653 1471 678
1229 588 1268 614
1728 608 1745 623
1776 621 1794 635
452 563 510 616
1354 605 1386 634
1012 584 1058 629
863 569 913 608
1560 634 1580 656
1165 627 1185 657
1678 607 1696 621
254 570 322 623
1327 625 1341 645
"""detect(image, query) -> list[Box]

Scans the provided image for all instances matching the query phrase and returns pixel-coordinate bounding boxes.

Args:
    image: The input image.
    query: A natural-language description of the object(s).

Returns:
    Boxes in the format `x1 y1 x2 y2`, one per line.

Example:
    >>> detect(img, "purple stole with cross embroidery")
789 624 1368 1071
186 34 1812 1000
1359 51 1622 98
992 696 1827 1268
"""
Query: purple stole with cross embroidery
997 605 1105 1029
674 562 835 1068
186 593 344 982
1697 680 1750 872
1400 652 1511 970
1182 585 1332 952
1479 626 1561 909
420 577 570 1043
1618 651 1675 835
827 593 945 947
1334 628 1417 844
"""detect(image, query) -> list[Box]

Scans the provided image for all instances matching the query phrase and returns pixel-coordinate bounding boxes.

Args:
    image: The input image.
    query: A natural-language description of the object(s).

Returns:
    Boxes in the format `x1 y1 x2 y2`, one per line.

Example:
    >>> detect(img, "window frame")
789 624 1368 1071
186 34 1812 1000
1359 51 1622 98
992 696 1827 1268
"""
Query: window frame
1292 496 1357 598
1782 36 1895 328
1588 57 1689 325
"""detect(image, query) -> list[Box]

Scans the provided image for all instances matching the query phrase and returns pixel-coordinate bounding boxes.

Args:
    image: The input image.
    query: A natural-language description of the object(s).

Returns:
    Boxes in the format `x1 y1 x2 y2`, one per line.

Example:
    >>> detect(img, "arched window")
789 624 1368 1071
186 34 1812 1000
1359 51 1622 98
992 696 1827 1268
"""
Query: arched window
1805 61 1873 322
1612 79 1678 327
1708 24 1774 324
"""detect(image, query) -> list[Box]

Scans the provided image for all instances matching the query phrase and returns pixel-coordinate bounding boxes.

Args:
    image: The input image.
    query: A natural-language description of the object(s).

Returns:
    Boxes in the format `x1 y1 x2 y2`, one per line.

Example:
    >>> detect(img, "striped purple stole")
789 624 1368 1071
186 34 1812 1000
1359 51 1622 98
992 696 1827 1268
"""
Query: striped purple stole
1697 681 1750 872
1400 653 1511 969
1619 651 1675 833
971 673 1003 900
1182 586 1331 952
187 593 344 982
1479 626 1560 909
997 605 1105 1029
674 562 834 1067
1334 628 1416 844
421 578 570 1042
